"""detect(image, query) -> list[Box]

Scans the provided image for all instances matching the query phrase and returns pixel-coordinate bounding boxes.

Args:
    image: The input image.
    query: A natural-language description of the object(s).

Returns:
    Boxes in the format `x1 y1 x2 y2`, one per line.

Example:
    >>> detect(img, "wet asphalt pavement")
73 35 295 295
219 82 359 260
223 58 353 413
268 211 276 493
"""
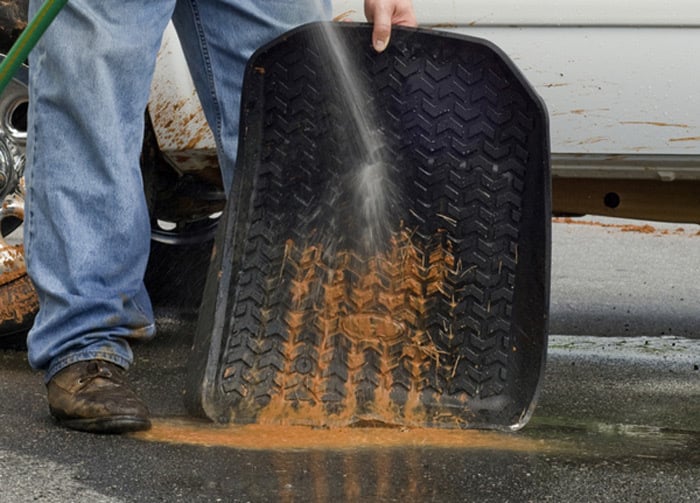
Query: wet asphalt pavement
1 217 699 502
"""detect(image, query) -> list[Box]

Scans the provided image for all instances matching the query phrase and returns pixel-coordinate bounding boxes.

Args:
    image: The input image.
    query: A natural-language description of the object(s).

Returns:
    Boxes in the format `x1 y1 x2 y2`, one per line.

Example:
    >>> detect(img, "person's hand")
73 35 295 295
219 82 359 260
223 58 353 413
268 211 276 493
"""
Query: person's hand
364 0 417 53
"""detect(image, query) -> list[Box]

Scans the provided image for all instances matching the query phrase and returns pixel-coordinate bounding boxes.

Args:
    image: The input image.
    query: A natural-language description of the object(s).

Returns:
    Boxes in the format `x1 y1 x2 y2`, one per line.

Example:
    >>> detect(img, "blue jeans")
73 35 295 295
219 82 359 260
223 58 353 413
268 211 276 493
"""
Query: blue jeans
25 0 329 381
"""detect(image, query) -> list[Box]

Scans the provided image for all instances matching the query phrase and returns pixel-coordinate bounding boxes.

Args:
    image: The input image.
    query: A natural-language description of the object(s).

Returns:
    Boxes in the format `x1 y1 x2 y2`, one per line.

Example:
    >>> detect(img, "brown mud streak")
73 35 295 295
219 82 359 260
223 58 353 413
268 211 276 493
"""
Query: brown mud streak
254 229 467 427
619 121 690 128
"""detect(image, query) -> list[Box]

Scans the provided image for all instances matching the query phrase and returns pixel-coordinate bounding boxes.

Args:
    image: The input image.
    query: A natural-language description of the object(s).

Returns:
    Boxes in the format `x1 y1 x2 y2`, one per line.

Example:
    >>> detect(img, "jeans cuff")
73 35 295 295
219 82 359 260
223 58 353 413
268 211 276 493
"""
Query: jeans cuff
45 350 133 384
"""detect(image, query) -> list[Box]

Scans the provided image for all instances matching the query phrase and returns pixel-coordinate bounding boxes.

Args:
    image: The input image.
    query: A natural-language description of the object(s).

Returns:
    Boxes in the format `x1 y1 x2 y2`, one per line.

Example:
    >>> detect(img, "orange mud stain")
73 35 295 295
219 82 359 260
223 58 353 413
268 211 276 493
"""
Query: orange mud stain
620 121 689 128
332 10 356 22
570 109 609 115
339 313 407 341
553 108 610 117
553 217 694 237
135 419 553 453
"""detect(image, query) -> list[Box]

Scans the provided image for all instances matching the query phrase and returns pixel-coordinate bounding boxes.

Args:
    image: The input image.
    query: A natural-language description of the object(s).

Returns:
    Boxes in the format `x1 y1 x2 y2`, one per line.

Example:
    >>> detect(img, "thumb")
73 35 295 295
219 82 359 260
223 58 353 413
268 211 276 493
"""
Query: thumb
370 6 392 52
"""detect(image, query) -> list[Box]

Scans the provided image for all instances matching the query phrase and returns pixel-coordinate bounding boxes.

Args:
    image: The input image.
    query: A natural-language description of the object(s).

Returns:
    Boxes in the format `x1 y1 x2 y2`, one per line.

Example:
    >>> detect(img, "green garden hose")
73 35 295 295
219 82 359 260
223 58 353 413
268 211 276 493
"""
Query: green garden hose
0 0 68 94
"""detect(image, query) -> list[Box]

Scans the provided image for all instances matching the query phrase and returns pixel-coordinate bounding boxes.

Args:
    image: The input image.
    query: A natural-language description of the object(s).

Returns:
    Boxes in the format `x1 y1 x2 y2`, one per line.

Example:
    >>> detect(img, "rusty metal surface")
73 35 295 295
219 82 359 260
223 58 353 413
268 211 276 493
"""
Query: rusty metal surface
553 177 700 223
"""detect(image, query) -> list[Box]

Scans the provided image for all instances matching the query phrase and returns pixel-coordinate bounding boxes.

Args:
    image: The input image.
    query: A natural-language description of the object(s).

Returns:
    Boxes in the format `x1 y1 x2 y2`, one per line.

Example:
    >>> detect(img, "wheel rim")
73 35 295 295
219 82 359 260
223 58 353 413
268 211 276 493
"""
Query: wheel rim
0 66 27 199
0 62 28 255
150 211 222 245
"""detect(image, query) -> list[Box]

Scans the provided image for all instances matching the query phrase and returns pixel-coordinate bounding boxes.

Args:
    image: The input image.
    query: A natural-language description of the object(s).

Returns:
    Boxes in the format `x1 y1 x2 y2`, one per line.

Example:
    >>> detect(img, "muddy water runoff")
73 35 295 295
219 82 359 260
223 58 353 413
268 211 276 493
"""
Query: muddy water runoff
133 333 699 460
133 416 697 463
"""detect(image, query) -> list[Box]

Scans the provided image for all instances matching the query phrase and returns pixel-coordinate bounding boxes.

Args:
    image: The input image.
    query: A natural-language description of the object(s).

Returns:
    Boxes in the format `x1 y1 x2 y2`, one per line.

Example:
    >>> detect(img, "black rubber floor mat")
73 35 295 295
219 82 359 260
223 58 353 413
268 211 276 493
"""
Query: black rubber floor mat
186 22 550 430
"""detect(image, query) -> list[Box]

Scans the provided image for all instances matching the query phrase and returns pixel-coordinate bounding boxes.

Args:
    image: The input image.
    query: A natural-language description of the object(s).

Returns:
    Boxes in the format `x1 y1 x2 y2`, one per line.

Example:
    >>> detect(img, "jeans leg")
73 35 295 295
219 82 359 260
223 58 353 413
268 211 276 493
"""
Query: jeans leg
25 0 176 380
171 0 331 192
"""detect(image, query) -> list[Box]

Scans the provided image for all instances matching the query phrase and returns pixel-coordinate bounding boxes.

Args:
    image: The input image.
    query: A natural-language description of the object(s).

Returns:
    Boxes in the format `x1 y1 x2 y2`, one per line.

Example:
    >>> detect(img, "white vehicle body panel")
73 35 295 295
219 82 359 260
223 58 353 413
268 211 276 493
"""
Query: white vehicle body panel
149 24 217 173
150 1 700 179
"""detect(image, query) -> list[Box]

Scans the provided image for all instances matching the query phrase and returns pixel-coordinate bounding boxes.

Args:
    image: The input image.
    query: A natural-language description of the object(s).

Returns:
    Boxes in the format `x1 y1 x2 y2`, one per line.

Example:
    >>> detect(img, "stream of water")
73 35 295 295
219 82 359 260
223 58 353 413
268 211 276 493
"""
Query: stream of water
310 10 397 254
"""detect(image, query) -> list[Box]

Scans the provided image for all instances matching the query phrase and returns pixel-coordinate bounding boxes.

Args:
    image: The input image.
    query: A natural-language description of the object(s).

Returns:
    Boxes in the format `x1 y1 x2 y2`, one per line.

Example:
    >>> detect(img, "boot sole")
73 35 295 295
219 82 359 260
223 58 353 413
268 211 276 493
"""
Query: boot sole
57 415 152 434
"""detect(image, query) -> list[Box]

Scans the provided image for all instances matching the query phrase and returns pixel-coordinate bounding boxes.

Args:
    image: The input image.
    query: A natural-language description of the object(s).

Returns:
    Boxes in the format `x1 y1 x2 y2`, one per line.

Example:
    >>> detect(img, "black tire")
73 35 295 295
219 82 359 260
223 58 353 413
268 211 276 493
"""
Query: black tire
145 239 213 312
140 112 220 312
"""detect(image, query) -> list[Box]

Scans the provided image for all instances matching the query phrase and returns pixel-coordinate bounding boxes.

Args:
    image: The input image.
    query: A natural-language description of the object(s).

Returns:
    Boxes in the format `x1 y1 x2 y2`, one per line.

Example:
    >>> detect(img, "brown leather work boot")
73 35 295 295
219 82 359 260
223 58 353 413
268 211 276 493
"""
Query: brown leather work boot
46 360 151 433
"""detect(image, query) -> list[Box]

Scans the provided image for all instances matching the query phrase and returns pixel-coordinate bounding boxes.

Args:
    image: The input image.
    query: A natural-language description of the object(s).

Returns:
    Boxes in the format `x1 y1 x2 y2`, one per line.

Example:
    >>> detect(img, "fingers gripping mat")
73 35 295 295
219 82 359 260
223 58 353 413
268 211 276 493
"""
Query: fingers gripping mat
186 23 550 430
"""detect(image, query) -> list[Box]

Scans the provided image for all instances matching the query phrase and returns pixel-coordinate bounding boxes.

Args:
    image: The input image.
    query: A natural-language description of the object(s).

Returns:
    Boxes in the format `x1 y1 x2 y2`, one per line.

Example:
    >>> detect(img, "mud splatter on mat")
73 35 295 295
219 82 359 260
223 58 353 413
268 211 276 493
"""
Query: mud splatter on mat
258 230 463 427
221 226 518 428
